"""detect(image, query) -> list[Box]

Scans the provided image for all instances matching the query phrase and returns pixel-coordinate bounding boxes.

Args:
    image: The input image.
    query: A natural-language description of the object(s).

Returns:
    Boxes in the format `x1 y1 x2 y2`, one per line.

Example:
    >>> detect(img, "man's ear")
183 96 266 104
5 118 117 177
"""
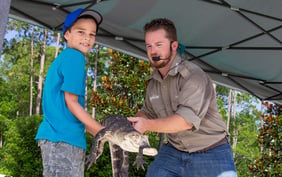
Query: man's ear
171 41 178 51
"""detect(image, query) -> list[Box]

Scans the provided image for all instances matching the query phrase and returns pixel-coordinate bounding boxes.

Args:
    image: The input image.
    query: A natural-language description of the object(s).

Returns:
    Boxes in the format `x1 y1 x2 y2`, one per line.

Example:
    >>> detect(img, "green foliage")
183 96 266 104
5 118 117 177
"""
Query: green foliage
234 112 260 176
216 85 229 122
90 49 151 119
1 19 59 117
0 78 15 118
1 43 57 117
216 86 262 176
249 102 281 176
1 37 32 117
85 45 113 111
0 115 43 176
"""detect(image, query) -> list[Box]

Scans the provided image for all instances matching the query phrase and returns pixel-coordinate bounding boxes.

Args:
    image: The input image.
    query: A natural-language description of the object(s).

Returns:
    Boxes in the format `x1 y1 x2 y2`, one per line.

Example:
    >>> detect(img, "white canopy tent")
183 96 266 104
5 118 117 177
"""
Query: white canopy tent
3 0 282 104
0 0 11 54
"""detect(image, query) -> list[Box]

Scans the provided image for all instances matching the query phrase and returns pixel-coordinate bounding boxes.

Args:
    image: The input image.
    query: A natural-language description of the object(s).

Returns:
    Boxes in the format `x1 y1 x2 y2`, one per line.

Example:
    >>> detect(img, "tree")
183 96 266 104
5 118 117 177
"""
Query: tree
29 25 34 116
35 28 47 115
234 108 261 176
248 102 281 176
2 19 57 117
216 85 261 176
91 49 151 118
1 37 33 116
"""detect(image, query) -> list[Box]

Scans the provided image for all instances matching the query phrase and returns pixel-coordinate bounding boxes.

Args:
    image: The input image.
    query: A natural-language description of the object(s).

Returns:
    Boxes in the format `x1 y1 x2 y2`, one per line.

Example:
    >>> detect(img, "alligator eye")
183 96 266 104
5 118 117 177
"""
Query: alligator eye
131 134 141 141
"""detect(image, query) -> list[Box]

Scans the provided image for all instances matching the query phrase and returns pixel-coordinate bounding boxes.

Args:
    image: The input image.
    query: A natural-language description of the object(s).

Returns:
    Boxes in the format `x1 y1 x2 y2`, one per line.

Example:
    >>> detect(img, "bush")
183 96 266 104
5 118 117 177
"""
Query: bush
0 115 43 176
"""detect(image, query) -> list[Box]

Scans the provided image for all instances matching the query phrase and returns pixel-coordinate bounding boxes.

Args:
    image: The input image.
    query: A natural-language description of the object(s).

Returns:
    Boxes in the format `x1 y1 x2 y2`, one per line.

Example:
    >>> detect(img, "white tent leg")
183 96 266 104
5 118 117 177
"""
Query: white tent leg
0 0 11 57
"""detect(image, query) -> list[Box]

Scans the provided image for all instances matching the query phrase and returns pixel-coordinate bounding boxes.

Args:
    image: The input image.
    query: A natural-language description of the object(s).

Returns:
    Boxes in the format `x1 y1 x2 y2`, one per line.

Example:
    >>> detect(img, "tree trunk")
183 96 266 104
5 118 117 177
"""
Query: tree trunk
55 32 60 58
29 26 34 116
226 89 232 132
84 56 88 112
84 88 88 111
35 29 47 114
260 101 264 153
0 134 2 148
92 45 98 119
232 91 237 157
212 83 216 90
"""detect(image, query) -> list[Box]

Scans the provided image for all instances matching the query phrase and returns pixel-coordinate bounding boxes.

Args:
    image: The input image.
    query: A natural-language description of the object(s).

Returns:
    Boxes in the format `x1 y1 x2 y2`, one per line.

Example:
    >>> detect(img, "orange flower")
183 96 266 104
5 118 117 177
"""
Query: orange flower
108 48 112 54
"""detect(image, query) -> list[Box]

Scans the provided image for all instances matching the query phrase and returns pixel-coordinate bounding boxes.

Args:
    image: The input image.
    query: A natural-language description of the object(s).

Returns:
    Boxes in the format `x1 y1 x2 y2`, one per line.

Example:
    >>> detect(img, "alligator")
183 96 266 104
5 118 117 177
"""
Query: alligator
86 114 158 177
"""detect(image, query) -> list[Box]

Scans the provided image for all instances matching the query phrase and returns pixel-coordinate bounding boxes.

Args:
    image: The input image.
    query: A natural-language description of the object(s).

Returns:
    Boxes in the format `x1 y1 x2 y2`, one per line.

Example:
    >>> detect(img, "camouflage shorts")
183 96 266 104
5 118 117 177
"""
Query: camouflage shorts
38 140 85 177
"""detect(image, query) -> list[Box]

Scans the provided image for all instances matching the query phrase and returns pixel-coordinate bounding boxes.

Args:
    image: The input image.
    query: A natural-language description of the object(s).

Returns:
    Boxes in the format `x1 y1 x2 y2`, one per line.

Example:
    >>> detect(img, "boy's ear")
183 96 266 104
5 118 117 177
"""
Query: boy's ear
64 31 69 40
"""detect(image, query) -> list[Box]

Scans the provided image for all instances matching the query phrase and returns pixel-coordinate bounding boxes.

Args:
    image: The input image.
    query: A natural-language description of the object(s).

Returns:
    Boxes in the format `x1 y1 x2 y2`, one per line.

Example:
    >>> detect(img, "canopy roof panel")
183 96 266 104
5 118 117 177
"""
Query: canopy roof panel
8 0 282 103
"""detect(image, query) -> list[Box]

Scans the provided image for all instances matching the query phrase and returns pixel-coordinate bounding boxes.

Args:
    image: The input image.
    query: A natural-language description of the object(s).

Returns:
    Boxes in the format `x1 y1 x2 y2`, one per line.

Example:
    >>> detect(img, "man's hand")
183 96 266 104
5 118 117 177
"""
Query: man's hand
128 114 193 134
127 117 148 134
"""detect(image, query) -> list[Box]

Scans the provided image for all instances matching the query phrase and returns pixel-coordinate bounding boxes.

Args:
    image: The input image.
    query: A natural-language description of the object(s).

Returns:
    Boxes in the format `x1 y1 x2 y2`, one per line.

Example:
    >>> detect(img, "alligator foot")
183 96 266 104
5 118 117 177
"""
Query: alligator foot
118 170 128 177
85 151 98 170
133 154 146 170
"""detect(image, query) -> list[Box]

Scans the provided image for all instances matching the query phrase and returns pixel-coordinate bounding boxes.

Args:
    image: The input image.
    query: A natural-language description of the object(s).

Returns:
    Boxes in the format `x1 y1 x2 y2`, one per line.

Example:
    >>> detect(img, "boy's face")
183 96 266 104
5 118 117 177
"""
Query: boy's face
64 18 97 55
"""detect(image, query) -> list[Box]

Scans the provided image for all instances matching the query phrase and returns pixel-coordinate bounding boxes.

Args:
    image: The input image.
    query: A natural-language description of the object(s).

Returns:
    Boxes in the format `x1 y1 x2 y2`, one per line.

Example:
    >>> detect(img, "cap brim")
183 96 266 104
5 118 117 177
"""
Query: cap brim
80 10 103 25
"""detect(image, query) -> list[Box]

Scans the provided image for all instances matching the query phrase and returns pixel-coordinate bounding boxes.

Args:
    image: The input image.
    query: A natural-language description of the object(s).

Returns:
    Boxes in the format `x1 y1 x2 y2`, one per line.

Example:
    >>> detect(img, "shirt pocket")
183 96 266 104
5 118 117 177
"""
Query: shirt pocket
171 95 179 112
150 98 167 117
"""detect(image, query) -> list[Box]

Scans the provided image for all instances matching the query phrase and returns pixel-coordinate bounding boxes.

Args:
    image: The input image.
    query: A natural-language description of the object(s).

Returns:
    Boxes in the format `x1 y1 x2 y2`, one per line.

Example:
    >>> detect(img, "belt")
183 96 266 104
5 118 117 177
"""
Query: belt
195 137 228 153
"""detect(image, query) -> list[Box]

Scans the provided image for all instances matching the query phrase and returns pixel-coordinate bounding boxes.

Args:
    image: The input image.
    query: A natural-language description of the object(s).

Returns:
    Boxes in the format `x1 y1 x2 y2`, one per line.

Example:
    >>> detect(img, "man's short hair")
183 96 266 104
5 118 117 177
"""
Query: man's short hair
144 18 177 41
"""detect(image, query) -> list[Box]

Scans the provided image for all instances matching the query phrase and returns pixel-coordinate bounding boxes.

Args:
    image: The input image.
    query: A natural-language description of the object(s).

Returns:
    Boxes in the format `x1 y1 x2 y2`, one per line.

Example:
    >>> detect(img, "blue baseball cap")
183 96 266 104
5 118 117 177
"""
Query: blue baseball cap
62 8 103 34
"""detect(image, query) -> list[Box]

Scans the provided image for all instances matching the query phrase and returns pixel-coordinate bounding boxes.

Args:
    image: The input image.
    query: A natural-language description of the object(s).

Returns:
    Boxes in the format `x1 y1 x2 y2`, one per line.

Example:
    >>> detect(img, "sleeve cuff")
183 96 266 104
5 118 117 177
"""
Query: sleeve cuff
176 106 201 130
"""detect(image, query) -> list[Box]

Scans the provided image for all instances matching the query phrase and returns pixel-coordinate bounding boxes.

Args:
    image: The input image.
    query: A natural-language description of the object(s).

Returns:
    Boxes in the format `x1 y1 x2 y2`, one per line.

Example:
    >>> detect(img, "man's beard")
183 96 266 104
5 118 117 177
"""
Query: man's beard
151 54 171 69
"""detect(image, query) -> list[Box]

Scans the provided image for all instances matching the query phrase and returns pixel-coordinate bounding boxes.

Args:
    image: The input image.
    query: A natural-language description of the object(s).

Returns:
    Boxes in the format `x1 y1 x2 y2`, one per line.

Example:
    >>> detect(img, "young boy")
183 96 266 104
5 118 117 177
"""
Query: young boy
35 8 104 176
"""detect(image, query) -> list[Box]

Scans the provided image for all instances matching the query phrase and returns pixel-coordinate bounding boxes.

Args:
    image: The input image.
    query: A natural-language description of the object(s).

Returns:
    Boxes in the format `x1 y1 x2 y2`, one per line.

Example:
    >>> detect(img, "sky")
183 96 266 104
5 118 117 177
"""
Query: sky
4 29 17 41
1 30 17 60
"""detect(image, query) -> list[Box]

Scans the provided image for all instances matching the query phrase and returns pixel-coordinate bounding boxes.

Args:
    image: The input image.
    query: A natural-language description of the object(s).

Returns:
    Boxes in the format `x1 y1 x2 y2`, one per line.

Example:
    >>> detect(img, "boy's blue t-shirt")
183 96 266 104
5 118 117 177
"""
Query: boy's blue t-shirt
35 48 87 150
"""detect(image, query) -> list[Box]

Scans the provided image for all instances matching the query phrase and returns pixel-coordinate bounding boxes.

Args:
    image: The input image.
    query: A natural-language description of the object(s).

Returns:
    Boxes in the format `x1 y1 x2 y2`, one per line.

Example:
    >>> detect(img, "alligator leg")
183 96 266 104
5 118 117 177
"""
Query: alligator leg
119 150 129 177
86 129 108 170
110 143 127 177
133 145 148 170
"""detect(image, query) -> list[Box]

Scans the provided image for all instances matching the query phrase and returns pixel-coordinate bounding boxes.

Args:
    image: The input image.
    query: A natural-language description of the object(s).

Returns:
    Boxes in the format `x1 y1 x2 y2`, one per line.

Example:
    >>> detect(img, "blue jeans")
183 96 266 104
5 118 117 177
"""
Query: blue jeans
146 143 237 177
